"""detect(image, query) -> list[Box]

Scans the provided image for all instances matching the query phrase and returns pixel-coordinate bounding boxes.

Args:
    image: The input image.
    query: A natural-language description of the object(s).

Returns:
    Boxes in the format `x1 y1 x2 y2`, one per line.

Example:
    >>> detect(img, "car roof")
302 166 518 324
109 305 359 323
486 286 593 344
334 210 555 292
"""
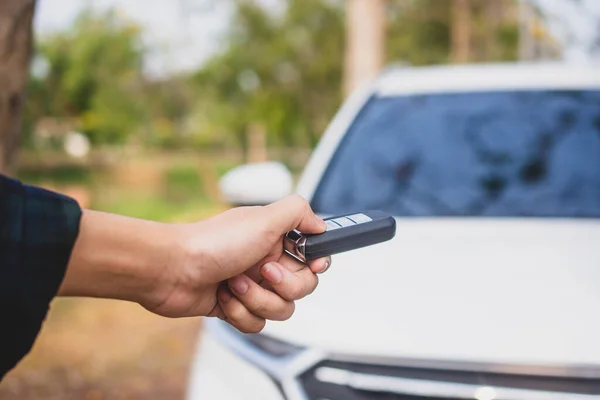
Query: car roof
375 62 600 97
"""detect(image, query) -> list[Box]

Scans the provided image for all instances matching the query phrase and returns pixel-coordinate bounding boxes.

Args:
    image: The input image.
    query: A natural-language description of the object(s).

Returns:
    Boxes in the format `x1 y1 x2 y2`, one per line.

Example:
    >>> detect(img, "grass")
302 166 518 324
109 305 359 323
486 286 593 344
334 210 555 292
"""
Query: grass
93 162 223 222
95 191 221 222
17 164 93 186
214 160 241 177
163 164 205 201
16 157 227 222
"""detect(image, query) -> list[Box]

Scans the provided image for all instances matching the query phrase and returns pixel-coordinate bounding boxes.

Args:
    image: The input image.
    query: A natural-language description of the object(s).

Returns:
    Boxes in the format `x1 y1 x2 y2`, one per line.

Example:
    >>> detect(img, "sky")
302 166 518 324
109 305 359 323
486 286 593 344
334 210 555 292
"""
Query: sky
34 0 600 77
530 0 600 61
34 0 233 77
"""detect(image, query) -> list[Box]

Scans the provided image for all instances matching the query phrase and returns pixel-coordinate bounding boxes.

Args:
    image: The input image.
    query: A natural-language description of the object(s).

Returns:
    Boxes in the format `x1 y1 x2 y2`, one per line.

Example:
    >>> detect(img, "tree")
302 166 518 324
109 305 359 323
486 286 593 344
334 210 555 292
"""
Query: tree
451 0 471 63
188 0 522 150
20 1 523 155
28 10 147 145
387 0 452 65
344 0 386 96
386 0 519 66
0 0 36 175
190 0 345 148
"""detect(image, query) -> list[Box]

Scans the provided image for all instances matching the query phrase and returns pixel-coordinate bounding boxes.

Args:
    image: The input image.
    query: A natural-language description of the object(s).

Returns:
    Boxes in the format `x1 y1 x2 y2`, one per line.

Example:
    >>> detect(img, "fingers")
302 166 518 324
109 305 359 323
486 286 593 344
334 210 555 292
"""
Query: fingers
217 286 266 334
213 307 227 321
308 256 332 274
220 256 326 331
206 303 226 320
278 253 331 275
227 275 295 321
260 261 318 301
265 195 327 235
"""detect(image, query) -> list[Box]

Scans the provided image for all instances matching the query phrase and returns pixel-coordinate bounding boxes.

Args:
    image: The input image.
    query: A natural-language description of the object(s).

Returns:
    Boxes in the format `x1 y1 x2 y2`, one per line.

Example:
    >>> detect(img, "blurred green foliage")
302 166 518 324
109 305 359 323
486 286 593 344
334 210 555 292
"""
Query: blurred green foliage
17 164 92 185
27 10 146 144
96 160 213 221
163 164 205 203
23 0 520 152
96 191 213 221
190 0 345 149
387 0 518 64
214 160 242 178
25 9 191 149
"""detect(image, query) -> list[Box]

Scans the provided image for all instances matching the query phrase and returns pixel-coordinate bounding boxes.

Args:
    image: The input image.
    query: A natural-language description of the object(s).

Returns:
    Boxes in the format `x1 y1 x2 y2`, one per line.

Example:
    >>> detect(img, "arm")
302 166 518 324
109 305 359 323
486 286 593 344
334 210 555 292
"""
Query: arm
57 210 182 306
59 196 331 333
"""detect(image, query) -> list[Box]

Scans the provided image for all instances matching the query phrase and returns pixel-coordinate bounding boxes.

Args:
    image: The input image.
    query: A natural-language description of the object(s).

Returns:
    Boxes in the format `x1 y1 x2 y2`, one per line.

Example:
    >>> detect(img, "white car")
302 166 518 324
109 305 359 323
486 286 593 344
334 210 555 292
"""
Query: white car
188 63 600 400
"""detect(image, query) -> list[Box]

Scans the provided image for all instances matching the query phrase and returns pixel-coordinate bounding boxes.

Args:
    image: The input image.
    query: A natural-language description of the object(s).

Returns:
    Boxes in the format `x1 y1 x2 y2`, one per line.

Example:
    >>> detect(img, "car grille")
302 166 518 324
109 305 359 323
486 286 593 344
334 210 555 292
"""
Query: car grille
298 360 600 400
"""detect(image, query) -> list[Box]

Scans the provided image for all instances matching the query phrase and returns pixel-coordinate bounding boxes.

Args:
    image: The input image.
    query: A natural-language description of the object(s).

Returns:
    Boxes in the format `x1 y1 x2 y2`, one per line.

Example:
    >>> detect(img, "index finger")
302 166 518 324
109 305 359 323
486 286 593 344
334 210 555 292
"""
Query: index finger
265 195 326 235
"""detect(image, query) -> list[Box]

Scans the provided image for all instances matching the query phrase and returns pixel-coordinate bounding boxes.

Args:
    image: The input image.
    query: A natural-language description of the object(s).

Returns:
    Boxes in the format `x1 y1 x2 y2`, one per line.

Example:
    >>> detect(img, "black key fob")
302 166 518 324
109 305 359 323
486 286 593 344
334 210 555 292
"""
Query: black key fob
284 211 396 262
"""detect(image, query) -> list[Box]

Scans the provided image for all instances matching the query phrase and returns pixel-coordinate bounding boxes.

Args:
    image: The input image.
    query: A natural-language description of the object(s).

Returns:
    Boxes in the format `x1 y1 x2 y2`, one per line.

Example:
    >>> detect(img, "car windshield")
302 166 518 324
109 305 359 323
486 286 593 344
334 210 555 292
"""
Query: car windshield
311 90 600 218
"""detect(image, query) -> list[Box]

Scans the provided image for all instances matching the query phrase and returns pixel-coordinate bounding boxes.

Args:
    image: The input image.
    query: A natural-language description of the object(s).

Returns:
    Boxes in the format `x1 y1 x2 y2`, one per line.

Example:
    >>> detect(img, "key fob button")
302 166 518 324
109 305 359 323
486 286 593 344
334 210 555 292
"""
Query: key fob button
346 213 373 224
325 220 342 231
332 217 355 227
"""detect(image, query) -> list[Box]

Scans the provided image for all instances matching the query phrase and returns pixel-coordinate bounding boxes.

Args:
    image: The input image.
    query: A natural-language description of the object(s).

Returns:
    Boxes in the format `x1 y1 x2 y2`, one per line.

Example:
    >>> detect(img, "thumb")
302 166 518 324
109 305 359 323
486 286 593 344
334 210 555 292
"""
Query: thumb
265 195 326 235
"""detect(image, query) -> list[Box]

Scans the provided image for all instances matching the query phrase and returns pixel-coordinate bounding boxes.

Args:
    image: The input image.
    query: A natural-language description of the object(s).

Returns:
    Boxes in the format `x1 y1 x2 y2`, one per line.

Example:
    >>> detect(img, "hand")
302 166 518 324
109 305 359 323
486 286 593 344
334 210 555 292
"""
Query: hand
147 195 331 333
59 195 331 334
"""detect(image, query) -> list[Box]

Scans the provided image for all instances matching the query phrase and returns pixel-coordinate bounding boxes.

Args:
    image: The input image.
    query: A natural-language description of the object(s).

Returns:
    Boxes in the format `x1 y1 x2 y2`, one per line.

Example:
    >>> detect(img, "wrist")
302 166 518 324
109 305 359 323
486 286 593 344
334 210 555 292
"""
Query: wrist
58 210 184 306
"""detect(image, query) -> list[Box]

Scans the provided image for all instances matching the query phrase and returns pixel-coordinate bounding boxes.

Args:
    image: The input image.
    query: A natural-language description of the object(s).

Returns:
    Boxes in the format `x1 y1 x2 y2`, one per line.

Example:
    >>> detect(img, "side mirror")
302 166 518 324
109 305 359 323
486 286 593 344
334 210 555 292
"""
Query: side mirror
219 162 293 206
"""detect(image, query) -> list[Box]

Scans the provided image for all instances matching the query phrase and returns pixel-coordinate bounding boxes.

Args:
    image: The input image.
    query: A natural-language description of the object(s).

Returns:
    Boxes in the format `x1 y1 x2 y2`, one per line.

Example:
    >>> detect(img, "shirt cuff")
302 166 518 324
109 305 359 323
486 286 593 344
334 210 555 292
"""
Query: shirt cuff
21 182 82 307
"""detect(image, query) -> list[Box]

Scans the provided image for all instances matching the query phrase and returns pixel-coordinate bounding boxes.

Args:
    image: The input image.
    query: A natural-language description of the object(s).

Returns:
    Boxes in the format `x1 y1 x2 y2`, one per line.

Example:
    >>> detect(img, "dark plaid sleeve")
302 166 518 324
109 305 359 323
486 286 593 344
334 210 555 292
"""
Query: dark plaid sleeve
0 175 82 379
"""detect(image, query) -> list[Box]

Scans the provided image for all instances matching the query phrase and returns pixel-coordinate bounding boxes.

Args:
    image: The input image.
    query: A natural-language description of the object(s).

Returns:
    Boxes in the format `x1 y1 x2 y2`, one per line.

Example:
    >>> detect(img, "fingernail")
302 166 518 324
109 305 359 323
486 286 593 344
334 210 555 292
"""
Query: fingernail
261 263 283 285
229 275 249 295
219 288 232 303
319 217 327 231
323 260 330 273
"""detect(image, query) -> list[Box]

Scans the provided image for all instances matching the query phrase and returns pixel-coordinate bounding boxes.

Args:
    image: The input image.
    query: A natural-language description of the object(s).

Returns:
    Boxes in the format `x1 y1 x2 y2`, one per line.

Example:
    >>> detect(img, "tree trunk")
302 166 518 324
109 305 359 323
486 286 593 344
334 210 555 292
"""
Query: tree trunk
483 0 504 60
344 0 386 97
451 0 471 63
518 0 536 61
0 0 36 176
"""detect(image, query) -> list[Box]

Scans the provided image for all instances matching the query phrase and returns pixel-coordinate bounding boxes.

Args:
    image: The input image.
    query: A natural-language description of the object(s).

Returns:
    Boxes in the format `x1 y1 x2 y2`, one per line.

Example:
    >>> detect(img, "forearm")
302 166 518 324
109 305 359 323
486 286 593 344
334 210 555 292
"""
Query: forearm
58 210 183 306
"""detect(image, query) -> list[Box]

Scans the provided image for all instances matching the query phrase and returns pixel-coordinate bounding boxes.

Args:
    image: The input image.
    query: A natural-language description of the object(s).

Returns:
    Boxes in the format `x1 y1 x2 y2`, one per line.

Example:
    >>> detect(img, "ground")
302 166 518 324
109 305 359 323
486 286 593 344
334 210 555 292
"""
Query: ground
0 298 202 400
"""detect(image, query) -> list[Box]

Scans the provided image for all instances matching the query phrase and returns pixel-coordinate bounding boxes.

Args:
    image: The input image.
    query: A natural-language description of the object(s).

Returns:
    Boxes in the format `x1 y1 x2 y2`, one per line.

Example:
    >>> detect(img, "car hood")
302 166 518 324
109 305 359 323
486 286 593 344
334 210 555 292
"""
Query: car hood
263 218 600 367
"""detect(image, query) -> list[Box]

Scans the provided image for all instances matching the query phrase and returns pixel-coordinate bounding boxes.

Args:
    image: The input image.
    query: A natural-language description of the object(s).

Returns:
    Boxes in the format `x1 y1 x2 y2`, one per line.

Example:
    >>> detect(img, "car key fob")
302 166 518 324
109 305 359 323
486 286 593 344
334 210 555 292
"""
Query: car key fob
284 211 396 262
